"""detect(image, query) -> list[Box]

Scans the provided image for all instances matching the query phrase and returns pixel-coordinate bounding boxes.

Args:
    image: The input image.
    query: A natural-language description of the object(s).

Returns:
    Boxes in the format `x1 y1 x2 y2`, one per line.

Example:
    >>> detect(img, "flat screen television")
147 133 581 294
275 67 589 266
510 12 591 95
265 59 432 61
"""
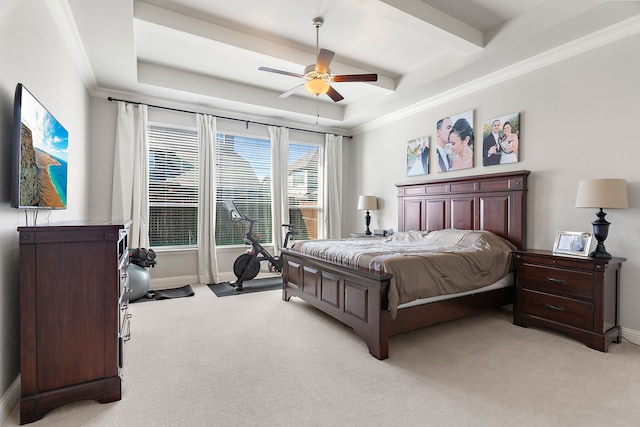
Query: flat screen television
11 83 68 209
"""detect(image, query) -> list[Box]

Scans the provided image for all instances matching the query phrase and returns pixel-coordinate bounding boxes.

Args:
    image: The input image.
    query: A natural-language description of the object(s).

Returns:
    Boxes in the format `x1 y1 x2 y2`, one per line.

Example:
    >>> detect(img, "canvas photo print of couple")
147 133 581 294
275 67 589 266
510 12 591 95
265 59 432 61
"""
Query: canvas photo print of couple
481 112 520 167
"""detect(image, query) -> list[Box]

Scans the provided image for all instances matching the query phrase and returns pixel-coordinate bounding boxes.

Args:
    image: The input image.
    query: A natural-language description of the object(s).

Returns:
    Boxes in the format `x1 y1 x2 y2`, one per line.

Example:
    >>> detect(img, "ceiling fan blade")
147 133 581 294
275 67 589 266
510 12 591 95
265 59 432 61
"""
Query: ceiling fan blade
316 49 335 73
326 85 344 102
279 84 305 98
332 73 378 83
259 66 304 79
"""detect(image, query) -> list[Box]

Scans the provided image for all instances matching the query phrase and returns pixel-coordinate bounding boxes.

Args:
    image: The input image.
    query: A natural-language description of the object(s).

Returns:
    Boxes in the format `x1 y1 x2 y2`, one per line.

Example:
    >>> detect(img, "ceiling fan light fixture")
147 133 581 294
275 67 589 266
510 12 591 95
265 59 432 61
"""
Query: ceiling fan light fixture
304 78 330 95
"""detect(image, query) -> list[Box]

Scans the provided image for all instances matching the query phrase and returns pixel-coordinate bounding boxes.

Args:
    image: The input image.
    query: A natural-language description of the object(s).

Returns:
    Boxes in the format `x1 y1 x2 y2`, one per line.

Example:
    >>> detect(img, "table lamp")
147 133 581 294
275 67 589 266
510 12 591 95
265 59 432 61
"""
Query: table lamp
357 195 378 235
575 179 628 258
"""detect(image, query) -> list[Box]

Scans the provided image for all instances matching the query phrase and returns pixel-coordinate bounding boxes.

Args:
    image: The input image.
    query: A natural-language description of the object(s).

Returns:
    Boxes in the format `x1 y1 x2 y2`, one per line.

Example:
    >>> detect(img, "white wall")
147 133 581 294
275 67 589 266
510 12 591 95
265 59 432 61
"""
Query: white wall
0 0 92 418
349 33 640 340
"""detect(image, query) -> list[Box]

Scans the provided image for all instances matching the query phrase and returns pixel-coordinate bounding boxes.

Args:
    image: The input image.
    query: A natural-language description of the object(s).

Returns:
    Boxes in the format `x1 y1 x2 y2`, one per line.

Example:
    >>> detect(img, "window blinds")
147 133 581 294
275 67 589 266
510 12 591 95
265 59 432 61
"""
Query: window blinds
148 124 199 246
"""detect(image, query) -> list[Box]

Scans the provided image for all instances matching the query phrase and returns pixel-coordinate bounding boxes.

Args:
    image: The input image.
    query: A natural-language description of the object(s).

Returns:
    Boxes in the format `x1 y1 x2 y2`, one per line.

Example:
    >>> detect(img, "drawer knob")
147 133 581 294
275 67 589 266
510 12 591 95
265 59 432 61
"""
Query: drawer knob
546 277 565 284
545 303 565 311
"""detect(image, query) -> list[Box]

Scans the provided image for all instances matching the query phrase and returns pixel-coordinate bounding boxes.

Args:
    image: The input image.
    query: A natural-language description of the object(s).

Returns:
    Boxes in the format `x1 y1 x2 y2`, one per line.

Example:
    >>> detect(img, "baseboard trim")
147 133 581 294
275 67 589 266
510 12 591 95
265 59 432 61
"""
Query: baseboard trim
0 376 20 425
150 275 200 290
150 270 272 289
621 327 640 346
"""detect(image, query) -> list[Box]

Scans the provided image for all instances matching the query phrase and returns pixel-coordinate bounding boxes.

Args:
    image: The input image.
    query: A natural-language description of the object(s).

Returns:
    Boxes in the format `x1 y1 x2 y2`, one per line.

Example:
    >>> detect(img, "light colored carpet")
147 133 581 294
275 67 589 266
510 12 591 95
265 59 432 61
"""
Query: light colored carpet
5 283 640 426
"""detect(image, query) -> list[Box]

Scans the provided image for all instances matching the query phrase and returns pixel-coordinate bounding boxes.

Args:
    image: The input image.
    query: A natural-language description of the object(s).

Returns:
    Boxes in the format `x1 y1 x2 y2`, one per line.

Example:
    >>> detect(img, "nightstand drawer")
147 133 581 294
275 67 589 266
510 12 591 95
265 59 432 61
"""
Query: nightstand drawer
521 289 593 330
520 264 594 300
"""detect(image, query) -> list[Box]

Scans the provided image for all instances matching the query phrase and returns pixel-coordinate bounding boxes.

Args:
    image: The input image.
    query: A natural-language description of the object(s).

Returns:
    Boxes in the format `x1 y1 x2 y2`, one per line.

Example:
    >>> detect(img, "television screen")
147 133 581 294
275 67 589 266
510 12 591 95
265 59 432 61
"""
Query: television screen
11 83 68 209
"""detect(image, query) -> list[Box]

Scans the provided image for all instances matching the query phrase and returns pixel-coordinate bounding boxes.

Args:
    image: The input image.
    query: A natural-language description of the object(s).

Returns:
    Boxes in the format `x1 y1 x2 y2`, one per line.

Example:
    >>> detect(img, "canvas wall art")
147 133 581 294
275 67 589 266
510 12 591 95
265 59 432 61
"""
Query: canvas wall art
435 110 474 172
482 112 521 166
406 136 429 176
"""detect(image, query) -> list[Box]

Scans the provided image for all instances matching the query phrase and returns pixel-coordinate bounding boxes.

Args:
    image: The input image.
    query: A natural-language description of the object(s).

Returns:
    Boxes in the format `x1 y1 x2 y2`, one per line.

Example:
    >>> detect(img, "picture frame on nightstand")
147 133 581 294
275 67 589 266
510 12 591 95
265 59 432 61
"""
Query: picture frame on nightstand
552 231 592 257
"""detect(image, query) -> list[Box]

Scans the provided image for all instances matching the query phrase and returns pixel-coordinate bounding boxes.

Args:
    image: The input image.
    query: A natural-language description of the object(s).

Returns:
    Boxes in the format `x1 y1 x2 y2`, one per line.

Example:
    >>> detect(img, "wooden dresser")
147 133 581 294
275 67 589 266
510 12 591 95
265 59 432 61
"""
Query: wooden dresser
513 249 624 352
18 220 132 424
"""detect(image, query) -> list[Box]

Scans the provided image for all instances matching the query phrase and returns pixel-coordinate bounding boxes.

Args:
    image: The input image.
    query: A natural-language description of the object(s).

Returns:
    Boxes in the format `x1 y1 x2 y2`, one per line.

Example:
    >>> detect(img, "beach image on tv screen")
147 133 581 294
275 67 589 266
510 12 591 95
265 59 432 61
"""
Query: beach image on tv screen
19 87 68 208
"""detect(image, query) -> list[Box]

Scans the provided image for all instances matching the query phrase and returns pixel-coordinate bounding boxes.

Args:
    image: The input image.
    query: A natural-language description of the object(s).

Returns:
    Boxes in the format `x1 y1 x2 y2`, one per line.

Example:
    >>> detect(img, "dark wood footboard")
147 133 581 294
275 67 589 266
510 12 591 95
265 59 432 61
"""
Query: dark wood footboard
282 249 393 359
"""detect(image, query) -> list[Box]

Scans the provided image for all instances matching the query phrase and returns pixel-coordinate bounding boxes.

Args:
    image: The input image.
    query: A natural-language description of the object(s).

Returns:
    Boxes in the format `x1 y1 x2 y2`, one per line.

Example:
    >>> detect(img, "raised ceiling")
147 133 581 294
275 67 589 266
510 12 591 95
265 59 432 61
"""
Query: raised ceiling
58 0 640 133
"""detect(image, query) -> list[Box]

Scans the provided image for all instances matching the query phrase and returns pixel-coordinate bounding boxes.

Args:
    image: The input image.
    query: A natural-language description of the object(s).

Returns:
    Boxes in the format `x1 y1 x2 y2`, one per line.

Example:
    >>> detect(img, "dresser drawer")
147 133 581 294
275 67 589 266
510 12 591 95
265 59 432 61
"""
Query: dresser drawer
520 263 594 300
521 289 593 330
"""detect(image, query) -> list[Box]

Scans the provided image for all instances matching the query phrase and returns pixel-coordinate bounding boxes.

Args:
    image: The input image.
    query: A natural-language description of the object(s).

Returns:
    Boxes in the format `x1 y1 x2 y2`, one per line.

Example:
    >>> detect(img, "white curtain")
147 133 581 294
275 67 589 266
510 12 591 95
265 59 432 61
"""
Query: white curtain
111 101 149 248
269 126 290 253
197 114 220 284
323 133 343 239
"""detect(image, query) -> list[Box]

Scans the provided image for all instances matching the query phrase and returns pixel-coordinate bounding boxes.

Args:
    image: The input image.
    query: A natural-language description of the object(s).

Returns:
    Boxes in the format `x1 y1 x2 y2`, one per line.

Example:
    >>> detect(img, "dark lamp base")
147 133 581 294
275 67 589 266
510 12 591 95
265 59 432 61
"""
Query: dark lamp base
589 248 612 259
364 210 372 235
590 208 612 259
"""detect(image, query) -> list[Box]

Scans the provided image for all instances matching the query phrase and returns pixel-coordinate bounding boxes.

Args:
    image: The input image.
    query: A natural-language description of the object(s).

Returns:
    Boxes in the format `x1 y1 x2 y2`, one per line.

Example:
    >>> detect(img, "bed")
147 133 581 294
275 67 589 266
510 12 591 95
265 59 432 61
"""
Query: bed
281 170 530 359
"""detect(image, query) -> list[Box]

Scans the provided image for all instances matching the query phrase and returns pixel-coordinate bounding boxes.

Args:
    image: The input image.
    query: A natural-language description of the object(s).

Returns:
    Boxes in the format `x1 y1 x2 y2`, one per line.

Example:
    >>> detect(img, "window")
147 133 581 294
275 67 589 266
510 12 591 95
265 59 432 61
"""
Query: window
215 134 272 246
215 136 323 246
148 124 199 247
148 124 323 248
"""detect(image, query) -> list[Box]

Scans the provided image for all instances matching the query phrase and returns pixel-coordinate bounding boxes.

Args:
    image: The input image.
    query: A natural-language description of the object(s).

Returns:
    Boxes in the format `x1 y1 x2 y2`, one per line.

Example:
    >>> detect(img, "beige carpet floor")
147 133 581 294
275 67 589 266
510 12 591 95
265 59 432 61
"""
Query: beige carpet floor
5 283 640 426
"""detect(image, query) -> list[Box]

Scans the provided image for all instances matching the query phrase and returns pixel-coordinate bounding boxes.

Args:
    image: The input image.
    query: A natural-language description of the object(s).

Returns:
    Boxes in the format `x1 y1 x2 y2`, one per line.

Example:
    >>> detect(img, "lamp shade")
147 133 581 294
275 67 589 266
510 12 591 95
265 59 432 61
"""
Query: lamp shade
357 195 377 211
575 179 629 209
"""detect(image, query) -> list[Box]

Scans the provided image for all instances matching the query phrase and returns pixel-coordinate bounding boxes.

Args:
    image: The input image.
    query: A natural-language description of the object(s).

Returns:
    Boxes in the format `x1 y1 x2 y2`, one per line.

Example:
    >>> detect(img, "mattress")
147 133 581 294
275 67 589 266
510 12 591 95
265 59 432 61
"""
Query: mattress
292 229 516 317
396 272 513 309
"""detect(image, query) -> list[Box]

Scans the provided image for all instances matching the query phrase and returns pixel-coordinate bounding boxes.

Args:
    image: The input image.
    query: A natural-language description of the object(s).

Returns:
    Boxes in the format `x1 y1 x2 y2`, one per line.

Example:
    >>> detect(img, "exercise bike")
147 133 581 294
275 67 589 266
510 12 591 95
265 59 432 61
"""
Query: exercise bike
225 200 297 291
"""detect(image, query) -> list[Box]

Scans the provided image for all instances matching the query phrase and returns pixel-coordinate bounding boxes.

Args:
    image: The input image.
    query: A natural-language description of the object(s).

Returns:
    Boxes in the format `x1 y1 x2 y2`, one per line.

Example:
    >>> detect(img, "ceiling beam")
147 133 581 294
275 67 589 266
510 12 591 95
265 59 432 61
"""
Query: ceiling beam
346 0 484 54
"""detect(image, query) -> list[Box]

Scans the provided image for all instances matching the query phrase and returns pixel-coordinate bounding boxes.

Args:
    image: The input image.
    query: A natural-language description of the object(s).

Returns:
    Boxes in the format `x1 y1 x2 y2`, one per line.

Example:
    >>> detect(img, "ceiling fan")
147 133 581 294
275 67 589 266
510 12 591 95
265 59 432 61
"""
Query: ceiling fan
258 17 378 102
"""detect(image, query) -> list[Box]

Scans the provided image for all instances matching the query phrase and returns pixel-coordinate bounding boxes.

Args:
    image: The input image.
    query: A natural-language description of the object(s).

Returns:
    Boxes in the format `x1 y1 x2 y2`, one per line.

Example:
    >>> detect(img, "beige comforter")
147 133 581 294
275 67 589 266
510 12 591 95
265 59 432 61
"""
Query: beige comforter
292 229 516 318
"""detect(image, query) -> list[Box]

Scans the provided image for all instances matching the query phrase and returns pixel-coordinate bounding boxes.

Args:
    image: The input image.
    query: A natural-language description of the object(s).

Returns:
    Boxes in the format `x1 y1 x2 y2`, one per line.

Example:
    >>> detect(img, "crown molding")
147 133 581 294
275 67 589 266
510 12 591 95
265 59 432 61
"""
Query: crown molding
47 0 97 90
352 14 640 135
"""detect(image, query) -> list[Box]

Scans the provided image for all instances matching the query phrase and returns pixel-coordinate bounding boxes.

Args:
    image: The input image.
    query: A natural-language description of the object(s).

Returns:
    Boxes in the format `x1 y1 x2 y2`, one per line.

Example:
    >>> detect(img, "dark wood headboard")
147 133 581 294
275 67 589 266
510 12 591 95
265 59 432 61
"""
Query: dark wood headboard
396 170 530 250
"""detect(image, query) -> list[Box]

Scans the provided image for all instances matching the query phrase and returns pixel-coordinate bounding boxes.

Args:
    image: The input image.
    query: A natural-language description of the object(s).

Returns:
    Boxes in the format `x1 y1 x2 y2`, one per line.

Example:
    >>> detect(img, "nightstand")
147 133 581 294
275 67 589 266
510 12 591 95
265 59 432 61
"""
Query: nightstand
350 233 377 238
512 249 625 352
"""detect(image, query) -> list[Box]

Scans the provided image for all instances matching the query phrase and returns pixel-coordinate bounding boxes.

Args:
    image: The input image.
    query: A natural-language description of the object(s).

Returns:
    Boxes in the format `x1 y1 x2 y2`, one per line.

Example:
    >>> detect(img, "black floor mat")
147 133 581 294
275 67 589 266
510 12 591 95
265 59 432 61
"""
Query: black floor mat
132 284 195 302
207 276 282 297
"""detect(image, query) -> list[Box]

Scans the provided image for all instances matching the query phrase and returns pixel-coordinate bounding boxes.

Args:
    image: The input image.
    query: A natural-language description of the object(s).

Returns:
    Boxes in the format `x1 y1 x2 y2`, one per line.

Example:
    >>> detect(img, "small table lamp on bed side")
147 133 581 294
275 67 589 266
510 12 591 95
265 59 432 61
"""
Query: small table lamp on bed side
575 178 628 259
358 195 378 235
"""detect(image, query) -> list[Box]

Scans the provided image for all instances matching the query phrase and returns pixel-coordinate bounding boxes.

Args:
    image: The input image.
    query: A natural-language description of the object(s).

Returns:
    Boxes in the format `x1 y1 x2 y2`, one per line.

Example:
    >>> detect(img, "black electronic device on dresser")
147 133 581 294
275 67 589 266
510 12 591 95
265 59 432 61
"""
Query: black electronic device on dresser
18 220 132 424
513 249 625 352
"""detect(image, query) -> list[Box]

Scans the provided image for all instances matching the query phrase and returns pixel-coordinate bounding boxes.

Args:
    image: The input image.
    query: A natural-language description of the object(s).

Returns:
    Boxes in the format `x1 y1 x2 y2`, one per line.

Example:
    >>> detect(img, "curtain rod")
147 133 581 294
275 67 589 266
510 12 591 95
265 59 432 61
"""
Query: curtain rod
107 97 351 139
